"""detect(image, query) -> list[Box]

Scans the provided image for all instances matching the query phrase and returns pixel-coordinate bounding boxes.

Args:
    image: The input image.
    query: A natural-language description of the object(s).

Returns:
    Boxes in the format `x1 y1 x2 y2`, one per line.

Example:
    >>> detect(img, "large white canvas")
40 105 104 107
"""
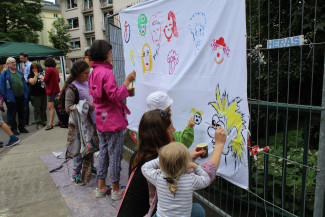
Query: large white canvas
120 0 249 189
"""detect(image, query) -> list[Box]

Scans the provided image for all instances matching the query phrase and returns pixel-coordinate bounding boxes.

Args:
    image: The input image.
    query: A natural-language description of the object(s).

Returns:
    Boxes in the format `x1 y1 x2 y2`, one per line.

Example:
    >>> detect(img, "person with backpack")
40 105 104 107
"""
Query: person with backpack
60 60 97 185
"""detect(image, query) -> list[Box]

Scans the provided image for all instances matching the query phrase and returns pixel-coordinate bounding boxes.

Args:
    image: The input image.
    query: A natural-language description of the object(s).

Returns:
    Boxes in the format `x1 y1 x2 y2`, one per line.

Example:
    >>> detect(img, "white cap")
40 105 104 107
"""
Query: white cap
146 91 173 111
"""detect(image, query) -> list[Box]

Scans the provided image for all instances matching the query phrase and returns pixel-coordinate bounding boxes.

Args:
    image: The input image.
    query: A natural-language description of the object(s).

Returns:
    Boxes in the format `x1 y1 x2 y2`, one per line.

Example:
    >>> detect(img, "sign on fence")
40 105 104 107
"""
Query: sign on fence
267 35 304 49
120 0 249 189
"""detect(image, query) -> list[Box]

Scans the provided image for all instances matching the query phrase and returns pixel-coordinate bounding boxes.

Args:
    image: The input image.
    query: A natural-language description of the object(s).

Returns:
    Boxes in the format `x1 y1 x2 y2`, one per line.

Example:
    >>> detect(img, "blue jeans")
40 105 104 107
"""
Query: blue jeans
152 203 205 217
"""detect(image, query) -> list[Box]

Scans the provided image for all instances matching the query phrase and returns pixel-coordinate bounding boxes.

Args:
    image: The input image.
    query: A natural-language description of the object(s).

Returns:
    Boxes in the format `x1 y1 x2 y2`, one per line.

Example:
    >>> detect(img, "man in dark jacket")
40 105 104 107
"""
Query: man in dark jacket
0 57 29 135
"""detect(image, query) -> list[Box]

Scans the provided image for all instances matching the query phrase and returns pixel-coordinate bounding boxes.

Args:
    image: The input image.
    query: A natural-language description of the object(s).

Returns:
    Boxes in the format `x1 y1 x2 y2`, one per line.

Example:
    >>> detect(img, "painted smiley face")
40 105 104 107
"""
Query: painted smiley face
140 24 146 35
214 47 225 64
194 112 202 125
164 22 173 40
151 21 161 45
143 46 150 71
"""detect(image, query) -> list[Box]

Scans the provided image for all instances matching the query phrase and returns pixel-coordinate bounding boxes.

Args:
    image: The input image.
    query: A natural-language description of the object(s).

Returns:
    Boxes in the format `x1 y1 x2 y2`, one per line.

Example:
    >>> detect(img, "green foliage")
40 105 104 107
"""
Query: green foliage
251 129 317 215
0 0 43 43
48 18 71 56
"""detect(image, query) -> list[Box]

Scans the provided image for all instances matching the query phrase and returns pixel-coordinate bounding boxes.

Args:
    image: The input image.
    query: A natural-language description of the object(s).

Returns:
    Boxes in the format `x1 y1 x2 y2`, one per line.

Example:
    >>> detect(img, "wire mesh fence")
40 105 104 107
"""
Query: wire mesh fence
104 0 325 216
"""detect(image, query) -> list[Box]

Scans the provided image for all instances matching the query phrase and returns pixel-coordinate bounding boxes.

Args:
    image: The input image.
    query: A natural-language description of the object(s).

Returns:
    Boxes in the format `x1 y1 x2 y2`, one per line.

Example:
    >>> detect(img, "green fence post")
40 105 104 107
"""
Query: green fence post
313 51 325 217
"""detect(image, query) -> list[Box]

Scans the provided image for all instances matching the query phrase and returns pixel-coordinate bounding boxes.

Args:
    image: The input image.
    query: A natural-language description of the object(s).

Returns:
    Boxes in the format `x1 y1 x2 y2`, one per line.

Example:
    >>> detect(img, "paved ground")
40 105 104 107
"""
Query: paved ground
0 103 222 217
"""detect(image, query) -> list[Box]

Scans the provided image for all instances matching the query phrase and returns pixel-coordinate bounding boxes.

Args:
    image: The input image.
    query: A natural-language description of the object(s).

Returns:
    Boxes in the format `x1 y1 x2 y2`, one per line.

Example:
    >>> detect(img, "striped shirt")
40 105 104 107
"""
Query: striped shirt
142 158 210 217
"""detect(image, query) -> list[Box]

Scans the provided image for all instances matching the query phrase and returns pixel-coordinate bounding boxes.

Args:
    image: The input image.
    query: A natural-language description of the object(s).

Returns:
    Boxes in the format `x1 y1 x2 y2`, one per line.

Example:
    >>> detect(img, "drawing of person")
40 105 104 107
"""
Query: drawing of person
211 37 230 64
130 50 135 66
188 12 207 53
124 21 130 43
167 50 179 75
141 43 153 73
164 11 179 42
138 14 148 36
150 14 161 46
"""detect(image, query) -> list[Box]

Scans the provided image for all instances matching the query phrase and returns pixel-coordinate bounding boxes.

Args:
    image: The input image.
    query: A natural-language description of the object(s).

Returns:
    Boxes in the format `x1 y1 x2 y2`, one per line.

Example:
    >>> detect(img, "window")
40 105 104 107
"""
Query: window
70 39 81 50
84 15 94 32
54 14 58 18
66 0 77 10
67 17 79 29
86 37 95 46
101 0 113 8
83 0 92 10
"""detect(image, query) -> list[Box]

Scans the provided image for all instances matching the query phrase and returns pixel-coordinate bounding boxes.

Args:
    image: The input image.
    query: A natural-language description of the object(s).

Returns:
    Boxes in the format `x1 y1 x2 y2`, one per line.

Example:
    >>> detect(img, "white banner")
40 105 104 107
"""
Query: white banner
120 0 249 189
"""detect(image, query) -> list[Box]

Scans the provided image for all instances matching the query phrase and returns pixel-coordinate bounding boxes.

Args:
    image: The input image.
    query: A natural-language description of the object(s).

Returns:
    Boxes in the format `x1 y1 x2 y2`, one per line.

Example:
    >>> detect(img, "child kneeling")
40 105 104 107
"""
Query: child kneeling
142 142 210 217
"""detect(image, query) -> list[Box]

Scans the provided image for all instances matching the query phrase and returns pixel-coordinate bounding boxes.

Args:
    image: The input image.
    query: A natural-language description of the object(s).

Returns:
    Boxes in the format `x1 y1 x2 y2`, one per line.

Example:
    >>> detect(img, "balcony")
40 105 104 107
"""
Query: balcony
84 24 94 33
83 3 93 13
101 0 113 9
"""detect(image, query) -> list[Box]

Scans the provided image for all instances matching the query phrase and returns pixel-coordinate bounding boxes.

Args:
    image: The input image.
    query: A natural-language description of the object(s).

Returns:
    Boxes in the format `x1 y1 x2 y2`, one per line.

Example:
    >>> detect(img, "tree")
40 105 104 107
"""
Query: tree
0 0 43 43
48 18 72 56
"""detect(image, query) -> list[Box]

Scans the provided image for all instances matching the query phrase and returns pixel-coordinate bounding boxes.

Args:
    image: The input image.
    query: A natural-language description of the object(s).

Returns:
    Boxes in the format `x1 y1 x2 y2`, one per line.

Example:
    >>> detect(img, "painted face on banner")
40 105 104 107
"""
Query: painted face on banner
151 21 161 45
138 14 148 36
214 46 225 64
164 20 173 40
143 45 150 71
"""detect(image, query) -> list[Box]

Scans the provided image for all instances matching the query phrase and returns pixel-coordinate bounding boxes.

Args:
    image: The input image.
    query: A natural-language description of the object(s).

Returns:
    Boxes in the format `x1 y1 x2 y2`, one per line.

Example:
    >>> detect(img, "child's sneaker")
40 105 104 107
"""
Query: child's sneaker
91 166 97 175
93 186 111 198
6 136 20 147
71 172 85 186
111 188 125 201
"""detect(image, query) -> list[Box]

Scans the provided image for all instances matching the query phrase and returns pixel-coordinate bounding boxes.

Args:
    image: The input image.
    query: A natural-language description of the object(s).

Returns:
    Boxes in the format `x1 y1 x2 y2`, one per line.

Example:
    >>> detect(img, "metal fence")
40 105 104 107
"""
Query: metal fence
104 1 325 216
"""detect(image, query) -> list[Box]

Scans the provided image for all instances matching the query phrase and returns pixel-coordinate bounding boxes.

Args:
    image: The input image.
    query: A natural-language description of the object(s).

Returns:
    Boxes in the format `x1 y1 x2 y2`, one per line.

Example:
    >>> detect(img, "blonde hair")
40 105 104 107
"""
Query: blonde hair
159 142 189 194
141 43 153 73
6 57 16 65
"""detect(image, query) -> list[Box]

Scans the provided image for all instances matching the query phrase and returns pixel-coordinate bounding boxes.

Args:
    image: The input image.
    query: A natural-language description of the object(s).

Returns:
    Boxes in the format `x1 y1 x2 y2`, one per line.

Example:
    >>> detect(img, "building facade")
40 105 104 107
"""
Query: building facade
60 0 114 68
38 0 62 47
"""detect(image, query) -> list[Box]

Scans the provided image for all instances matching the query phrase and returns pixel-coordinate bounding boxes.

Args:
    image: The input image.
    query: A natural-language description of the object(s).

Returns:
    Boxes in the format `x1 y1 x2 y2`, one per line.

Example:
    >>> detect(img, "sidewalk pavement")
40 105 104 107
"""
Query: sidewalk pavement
0 127 72 217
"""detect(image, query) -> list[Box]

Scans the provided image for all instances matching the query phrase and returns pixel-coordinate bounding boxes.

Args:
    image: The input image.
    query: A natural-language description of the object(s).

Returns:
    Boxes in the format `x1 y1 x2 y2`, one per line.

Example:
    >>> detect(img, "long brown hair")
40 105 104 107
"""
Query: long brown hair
131 109 172 171
59 60 89 108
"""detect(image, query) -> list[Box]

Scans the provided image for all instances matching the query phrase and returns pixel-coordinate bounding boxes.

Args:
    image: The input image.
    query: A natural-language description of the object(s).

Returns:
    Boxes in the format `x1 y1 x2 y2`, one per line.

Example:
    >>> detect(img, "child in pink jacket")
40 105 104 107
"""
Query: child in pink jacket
88 40 136 200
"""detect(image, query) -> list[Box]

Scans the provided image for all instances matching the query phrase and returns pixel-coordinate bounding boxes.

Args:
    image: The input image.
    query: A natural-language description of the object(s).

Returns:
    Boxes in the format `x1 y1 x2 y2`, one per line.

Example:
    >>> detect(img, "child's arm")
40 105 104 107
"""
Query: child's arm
191 166 211 190
141 158 160 186
65 88 77 113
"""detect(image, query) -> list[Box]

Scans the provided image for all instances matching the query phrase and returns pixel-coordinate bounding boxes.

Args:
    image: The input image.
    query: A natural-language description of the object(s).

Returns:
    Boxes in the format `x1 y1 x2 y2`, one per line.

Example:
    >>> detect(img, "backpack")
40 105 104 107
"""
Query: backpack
54 84 79 128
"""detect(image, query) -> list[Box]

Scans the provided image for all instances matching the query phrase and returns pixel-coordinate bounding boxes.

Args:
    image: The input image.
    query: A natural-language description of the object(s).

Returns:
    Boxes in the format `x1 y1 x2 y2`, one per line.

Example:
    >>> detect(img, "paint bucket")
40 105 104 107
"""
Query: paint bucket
196 143 208 158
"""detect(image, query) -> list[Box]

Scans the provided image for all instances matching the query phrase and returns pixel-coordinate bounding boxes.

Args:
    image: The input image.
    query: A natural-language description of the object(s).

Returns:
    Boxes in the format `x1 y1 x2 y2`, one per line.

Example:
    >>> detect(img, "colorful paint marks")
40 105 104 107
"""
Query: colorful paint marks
150 13 161 60
141 43 153 73
138 14 148 36
191 108 204 125
188 12 207 54
164 11 179 42
124 21 130 43
130 50 135 66
167 50 179 75
211 37 230 64
207 85 245 168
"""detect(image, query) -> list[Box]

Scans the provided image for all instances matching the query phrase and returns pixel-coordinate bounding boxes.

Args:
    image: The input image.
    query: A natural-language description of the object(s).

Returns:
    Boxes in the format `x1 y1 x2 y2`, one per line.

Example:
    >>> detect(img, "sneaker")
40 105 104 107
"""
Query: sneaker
19 128 29 133
93 186 111 198
13 130 20 135
91 166 97 175
6 137 20 147
71 172 85 186
111 188 125 201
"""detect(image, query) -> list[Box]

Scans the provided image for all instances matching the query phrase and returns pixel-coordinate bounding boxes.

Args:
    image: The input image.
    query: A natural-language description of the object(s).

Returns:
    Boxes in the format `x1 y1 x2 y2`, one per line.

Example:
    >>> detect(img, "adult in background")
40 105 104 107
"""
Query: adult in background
28 63 47 129
42 57 60 130
19 52 32 125
0 57 29 135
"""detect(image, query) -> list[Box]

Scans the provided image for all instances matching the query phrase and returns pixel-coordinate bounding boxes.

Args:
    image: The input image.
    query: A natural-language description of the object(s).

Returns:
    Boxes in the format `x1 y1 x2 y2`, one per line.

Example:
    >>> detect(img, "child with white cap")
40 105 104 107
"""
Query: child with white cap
146 91 195 147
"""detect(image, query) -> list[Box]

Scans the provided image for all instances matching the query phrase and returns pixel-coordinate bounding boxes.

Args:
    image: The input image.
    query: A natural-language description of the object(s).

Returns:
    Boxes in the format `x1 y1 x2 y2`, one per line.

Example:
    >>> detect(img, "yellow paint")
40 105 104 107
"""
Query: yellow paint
210 86 245 161
191 108 204 116
141 43 153 74
130 50 135 65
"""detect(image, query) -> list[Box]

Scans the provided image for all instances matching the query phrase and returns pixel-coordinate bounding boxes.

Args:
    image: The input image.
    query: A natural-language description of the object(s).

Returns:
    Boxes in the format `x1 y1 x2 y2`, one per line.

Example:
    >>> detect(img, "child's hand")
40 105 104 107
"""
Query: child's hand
187 161 198 170
89 102 95 111
187 117 195 128
189 147 206 161
127 70 136 83
215 126 226 147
